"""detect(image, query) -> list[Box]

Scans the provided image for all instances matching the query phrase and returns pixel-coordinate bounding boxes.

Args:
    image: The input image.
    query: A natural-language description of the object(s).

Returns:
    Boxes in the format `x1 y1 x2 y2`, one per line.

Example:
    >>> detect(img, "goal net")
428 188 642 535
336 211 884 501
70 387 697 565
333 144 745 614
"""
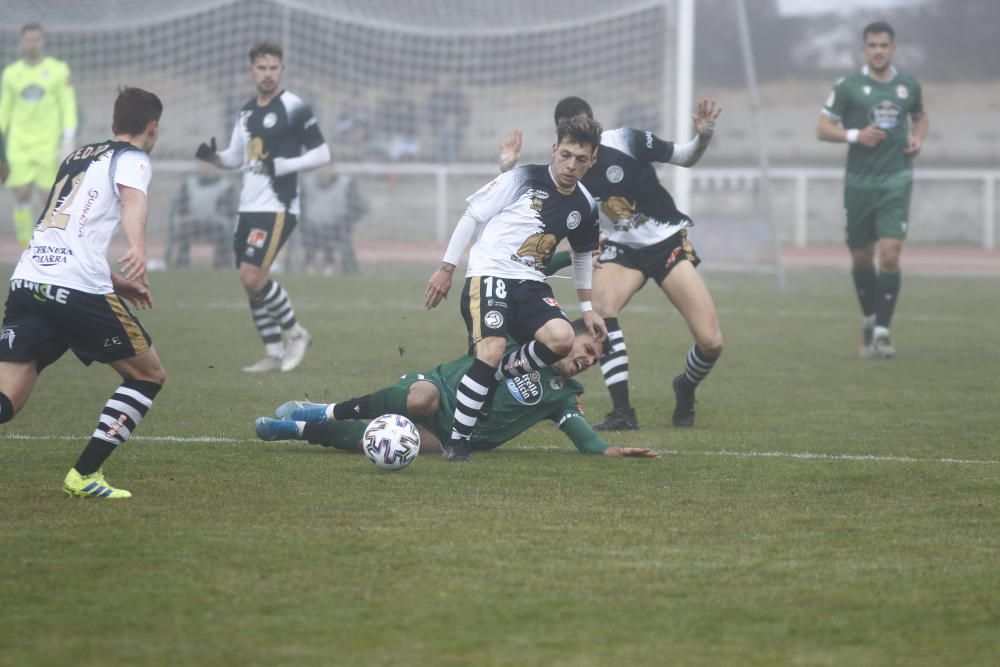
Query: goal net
1 0 780 276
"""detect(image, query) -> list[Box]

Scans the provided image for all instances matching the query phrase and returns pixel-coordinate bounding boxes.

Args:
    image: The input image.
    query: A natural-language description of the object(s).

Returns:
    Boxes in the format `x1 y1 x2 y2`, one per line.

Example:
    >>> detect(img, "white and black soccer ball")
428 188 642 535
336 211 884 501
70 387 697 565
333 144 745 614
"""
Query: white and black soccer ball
362 414 420 470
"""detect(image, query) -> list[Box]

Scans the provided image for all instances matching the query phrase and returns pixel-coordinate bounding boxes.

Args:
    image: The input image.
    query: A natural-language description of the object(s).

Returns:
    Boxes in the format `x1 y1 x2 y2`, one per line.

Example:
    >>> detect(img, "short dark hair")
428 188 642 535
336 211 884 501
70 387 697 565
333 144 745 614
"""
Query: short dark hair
863 21 894 42
21 23 43 35
113 86 163 136
554 96 593 125
556 116 602 151
571 318 590 337
249 41 283 63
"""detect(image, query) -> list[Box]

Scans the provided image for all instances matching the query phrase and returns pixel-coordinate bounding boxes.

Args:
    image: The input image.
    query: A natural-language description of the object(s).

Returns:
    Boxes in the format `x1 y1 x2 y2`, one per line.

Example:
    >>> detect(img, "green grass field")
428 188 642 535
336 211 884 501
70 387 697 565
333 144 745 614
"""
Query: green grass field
1 264 998 666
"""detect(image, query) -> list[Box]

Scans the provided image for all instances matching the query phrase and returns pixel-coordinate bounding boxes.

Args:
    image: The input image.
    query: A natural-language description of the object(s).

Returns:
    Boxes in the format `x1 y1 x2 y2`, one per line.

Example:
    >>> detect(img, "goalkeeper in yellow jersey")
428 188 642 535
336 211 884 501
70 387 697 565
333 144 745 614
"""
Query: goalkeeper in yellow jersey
0 24 78 248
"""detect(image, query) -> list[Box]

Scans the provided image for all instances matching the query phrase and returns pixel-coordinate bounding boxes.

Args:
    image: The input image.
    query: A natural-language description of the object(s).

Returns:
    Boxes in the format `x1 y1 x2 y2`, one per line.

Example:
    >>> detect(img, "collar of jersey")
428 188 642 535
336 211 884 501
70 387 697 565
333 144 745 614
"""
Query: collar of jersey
861 65 898 83
548 164 576 196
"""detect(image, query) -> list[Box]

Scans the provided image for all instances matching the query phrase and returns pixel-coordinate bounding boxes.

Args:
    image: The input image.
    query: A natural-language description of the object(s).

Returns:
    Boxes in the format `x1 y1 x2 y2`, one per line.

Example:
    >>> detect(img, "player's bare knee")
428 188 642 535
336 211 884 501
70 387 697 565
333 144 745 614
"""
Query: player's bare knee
699 334 724 358
407 384 439 416
476 337 507 367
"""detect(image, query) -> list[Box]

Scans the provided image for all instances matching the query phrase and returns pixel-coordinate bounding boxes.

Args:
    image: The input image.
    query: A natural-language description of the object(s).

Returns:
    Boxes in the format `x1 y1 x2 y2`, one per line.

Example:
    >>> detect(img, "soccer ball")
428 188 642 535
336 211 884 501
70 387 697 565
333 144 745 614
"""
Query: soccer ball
362 414 420 470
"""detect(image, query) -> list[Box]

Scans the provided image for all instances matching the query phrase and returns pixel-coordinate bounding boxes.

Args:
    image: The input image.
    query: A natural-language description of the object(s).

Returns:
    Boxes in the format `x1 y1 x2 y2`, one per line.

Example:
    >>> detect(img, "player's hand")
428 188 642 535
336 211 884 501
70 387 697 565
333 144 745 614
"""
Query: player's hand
498 128 522 173
195 137 217 162
691 98 722 136
0 162 8 184
591 248 603 270
118 246 147 286
904 134 923 157
424 265 454 309
604 447 661 459
858 124 886 148
114 274 153 310
583 310 607 345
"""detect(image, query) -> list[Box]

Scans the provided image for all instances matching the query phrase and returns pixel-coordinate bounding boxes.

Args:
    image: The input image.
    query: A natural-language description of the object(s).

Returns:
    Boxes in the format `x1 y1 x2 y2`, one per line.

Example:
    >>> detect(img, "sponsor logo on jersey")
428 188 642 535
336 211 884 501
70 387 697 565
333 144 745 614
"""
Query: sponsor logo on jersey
263 112 278 128
30 245 74 268
21 282 70 304
566 210 582 230
1 327 16 350
598 244 618 262
869 99 901 130
506 371 543 406
247 228 268 248
543 297 561 309
21 84 45 102
896 85 908 99
602 196 647 231
484 310 504 329
549 376 564 391
645 131 654 149
606 165 624 183
77 189 100 237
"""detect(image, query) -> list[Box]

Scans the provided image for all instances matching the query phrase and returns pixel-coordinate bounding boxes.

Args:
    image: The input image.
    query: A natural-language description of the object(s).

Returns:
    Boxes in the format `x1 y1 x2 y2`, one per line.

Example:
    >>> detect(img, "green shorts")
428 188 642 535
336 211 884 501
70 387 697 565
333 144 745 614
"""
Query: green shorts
6 153 59 190
844 181 912 249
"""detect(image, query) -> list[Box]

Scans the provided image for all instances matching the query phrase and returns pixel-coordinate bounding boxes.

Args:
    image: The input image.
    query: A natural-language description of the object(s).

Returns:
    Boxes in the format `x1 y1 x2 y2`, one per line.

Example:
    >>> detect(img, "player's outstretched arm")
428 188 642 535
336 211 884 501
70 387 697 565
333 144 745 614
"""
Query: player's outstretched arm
558 412 659 459
195 136 218 163
604 447 660 458
669 98 722 168
498 128 522 173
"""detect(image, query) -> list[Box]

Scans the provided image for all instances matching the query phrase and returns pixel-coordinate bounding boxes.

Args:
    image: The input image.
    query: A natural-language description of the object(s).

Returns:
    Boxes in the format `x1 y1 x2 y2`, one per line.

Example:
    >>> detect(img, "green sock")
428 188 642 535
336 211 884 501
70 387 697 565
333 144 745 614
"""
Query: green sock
851 265 879 317
303 421 367 451
368 385 410 417
13 205 33 248
876 271 901 328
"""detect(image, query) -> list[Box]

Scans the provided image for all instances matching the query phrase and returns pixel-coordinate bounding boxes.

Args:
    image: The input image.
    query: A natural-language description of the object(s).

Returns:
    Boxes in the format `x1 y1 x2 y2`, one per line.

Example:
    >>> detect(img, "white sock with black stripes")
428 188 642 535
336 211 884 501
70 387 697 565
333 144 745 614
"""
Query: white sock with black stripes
600 317 632 411
450 359 499 444
73 380 162 475
493 340 563 381
249 286 283 357
682 344 719 388
259 279 299 334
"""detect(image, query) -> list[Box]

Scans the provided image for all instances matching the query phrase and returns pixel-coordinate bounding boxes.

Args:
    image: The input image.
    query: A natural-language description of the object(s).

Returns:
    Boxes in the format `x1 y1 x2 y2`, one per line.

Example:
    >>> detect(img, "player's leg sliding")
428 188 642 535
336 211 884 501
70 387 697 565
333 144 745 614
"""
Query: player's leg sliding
852 265 880 358
255 417 304 441
257 279 311 372
63 380 162 499
592 317 638 431
672 344 720 428
255 417 365 453
444 359 499 461
276 385 410 423
244 288 284 372
873 270 900 358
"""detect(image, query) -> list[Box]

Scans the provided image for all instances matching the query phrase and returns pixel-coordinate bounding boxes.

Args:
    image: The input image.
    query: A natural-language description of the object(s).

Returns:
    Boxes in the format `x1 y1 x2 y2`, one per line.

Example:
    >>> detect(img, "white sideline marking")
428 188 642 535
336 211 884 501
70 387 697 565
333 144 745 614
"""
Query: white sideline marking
6 433 998 465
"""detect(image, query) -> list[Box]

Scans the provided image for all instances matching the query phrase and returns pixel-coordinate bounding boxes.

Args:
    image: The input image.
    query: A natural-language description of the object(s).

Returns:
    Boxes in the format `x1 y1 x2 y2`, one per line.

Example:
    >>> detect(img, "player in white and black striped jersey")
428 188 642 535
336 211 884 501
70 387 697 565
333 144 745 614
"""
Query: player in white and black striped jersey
0 87 166 498
196 41 330 373
424 117 608 462
501 96 723 430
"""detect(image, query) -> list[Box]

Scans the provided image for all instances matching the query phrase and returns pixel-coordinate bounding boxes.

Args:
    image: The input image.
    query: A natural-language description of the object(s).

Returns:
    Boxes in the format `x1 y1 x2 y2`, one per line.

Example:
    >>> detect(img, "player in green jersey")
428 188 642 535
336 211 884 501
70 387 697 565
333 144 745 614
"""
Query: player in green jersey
0 24 78 248
254 318 658 459
817 21 927 359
